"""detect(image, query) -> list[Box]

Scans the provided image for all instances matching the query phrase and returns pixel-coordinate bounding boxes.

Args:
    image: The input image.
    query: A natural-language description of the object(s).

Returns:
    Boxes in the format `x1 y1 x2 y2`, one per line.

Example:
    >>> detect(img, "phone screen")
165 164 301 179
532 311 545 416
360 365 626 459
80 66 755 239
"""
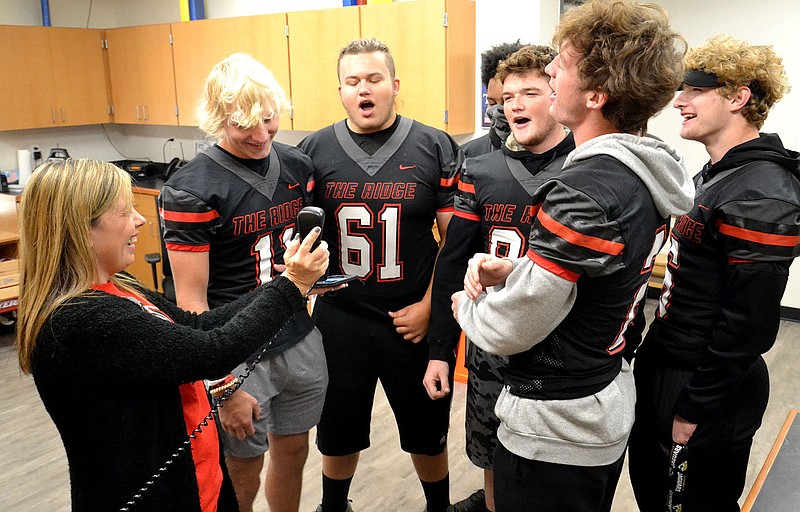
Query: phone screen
312 274 358 289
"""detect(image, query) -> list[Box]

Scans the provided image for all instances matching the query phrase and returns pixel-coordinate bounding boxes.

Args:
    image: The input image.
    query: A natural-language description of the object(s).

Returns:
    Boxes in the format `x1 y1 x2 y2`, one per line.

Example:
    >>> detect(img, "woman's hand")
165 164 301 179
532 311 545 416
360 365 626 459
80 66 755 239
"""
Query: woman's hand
281 227 329 294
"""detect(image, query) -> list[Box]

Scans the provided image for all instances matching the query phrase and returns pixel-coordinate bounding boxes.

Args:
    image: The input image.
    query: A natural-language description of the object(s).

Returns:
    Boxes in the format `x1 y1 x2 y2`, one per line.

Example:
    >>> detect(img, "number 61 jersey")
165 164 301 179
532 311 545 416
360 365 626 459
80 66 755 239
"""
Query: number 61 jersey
299 116 460 319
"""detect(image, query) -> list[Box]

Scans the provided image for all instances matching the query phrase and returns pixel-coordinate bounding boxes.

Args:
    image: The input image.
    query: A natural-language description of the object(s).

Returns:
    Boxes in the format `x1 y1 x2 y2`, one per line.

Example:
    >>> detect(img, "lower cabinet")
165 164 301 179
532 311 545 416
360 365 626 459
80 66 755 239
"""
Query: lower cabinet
129 190 164 290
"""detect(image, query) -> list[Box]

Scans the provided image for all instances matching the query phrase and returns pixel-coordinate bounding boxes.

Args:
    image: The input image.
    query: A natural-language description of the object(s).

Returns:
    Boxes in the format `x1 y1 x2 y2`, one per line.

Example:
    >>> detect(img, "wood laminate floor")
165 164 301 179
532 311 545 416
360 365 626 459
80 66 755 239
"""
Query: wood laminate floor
1 299 798 511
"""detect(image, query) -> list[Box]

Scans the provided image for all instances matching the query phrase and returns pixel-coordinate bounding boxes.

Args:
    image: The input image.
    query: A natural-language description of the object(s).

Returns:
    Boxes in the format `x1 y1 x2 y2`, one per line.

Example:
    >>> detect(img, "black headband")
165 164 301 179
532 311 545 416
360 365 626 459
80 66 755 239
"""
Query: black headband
683 69 765 100
683 69 722 87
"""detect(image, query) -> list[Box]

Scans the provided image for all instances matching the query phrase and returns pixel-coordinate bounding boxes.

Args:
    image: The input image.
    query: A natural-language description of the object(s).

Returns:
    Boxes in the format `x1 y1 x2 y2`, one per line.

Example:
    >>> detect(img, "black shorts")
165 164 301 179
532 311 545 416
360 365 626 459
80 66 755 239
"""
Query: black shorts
313 299 452 456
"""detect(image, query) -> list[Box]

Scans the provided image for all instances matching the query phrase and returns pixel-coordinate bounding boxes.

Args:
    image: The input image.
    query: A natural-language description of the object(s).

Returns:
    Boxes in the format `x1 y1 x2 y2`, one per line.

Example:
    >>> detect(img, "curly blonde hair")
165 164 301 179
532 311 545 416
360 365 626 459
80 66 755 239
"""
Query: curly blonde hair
685 35 789 129
554 0 686 133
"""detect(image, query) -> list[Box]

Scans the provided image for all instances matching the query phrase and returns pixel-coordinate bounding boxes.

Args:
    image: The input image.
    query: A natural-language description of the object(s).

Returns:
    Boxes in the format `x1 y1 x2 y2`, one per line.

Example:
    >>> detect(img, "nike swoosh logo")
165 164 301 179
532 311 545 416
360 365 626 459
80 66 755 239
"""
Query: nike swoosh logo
399 164 416 170
288 183 300 189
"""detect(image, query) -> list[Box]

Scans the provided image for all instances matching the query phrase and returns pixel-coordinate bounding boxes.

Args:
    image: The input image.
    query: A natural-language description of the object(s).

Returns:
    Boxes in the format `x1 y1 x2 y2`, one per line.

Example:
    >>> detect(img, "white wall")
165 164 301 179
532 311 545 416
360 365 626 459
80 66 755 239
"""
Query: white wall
2 0 800 305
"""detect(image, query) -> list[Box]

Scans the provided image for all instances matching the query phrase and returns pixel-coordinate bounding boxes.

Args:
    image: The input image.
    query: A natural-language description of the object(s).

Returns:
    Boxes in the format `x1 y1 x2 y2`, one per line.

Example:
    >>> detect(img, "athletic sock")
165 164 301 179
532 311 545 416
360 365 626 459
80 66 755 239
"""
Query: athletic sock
321 474 353 512
420 473 450 512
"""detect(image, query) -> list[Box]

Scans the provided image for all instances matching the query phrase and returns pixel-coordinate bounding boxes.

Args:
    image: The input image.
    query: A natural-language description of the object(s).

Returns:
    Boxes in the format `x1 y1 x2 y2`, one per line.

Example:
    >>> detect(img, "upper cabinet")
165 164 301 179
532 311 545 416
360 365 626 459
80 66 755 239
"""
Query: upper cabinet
360 0 475 134
171 14 292 130
0 26 110 131
0 0 475 134
106 24 178 125
287 8 361 131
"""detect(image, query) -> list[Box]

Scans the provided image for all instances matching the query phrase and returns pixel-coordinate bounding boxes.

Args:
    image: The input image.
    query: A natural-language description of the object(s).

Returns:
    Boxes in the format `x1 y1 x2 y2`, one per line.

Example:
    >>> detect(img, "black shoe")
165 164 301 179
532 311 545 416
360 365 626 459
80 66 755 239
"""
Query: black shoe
447 489 487 512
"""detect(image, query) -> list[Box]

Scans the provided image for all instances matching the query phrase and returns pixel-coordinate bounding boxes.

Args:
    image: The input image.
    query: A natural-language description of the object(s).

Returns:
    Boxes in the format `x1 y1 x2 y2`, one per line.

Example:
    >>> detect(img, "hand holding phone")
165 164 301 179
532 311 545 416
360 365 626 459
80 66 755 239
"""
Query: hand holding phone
297 206 325 252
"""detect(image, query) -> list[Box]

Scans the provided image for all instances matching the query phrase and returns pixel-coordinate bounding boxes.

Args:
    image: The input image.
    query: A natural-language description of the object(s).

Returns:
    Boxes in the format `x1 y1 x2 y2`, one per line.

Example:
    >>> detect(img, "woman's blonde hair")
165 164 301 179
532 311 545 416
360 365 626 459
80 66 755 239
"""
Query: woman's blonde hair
196 53 290 139
685 35 789 129
17 159 137 373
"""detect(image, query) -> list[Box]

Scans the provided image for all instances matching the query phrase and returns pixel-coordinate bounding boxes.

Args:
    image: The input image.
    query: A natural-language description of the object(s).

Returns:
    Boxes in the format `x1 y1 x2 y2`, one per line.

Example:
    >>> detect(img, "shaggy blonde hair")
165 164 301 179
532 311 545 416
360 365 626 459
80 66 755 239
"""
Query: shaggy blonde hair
196 53 290 139
17 159 138 373
554 0 686 134
685 35 789 129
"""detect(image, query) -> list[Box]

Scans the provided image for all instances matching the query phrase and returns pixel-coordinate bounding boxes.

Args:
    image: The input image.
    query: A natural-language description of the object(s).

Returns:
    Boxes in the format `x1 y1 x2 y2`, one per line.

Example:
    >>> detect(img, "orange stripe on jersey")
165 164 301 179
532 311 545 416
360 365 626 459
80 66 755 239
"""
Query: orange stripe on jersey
160 208 220 223
527 248 580 282
458 181 476 194
306 179 315 193
436 205 455 213
537 209 624 256
441 176 458 187
165 242 210 252
719 222 800 247
454 210 480 221
728 257 757 264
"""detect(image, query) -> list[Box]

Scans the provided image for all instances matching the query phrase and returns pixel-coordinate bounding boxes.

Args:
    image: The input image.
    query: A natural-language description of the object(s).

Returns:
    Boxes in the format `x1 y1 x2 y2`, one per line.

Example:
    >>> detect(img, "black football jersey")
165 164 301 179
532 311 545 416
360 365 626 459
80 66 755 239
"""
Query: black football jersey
456 137 572 259
159 142 314 308
505 153 669 398
644 134 800 422
427 135 574 361
298 116 459 318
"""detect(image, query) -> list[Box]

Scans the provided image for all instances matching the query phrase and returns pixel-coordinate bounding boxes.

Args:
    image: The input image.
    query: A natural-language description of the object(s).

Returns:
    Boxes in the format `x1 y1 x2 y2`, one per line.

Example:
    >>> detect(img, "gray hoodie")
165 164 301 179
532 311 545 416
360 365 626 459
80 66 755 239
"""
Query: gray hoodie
458 133 694 467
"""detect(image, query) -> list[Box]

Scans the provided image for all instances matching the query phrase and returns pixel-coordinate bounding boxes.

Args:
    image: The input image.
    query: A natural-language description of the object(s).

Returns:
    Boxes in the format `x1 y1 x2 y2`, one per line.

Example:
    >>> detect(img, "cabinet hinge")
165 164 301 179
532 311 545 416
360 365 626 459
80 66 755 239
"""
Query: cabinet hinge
443 12 448 27
169 33 174 45
444 110 449 124
289 105 294 120
285 24 289 38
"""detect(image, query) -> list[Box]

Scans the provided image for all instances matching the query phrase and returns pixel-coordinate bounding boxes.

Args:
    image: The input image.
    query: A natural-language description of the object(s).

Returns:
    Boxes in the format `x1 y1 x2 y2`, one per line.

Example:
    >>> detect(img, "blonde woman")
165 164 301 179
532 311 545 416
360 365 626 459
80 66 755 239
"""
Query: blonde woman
17 158 327 512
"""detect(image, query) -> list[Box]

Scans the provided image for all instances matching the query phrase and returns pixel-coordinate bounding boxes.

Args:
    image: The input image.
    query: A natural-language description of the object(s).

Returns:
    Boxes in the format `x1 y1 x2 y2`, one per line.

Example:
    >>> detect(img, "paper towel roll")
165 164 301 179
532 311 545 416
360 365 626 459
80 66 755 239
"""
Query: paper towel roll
17 149 32 186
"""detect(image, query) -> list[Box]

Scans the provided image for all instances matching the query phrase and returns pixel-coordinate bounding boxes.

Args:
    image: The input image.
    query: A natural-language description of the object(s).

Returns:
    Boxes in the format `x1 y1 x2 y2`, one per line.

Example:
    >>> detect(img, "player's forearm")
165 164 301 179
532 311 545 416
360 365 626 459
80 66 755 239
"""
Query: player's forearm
458 258 576 356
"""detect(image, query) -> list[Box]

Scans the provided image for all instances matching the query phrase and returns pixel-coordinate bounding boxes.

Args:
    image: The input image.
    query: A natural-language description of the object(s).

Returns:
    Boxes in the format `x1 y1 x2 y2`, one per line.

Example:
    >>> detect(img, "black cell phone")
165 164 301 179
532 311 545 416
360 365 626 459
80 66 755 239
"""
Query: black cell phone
297 206 325 252
312 274 359 289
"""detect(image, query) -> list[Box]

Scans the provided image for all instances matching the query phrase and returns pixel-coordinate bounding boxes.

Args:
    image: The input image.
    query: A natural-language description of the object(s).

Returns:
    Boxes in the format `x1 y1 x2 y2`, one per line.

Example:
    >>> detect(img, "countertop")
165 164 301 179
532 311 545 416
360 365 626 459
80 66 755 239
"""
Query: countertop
131 177 165 195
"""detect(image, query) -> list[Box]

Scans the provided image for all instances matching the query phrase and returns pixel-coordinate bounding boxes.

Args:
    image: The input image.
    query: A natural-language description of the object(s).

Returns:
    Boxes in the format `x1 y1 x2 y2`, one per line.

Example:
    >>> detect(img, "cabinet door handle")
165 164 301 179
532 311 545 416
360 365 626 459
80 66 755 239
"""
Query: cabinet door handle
136 105 141 120
149 220 158 238
60 107 65 123
143 105 148 121
51 108 57 124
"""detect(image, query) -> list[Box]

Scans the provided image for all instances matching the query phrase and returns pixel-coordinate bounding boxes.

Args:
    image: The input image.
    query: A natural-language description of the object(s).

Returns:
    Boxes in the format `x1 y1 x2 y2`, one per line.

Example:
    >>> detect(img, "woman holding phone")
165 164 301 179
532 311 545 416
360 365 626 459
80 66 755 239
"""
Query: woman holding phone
16 158 328 512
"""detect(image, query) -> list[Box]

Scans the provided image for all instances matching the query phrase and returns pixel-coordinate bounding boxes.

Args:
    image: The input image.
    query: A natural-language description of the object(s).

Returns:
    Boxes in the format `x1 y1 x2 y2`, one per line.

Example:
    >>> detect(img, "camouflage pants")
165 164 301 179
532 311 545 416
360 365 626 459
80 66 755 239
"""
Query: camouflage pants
465 339 508 469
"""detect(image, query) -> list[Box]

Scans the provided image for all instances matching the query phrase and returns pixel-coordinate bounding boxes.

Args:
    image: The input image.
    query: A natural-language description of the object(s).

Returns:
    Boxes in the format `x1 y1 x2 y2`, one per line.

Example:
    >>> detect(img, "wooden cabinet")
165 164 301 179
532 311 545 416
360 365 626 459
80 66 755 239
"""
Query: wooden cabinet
287 7 360 131
0 0 475 134
171 14 292 130
360 0 475 135
0 194 19 313
106 24 178 125
128 189 164 290
0 26 109 131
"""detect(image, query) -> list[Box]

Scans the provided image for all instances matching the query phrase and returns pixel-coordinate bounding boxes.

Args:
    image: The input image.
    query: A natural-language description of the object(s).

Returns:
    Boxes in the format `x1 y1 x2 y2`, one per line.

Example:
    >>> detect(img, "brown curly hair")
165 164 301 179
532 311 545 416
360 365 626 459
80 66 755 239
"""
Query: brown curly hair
685 35 789 129
554 0 686 133
495 45 557 84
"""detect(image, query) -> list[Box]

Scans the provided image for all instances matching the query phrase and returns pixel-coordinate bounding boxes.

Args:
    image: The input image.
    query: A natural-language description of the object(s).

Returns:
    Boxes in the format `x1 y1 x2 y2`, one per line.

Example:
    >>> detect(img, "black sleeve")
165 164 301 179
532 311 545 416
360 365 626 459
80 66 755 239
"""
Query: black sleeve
674 261 788 423
427 215 484 364
44 276 306 388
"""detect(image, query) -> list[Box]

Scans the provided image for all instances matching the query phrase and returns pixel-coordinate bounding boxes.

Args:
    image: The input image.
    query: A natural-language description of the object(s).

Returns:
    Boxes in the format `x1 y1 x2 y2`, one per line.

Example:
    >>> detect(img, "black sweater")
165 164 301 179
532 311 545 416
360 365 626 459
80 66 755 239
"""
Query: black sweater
31 276 305 512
